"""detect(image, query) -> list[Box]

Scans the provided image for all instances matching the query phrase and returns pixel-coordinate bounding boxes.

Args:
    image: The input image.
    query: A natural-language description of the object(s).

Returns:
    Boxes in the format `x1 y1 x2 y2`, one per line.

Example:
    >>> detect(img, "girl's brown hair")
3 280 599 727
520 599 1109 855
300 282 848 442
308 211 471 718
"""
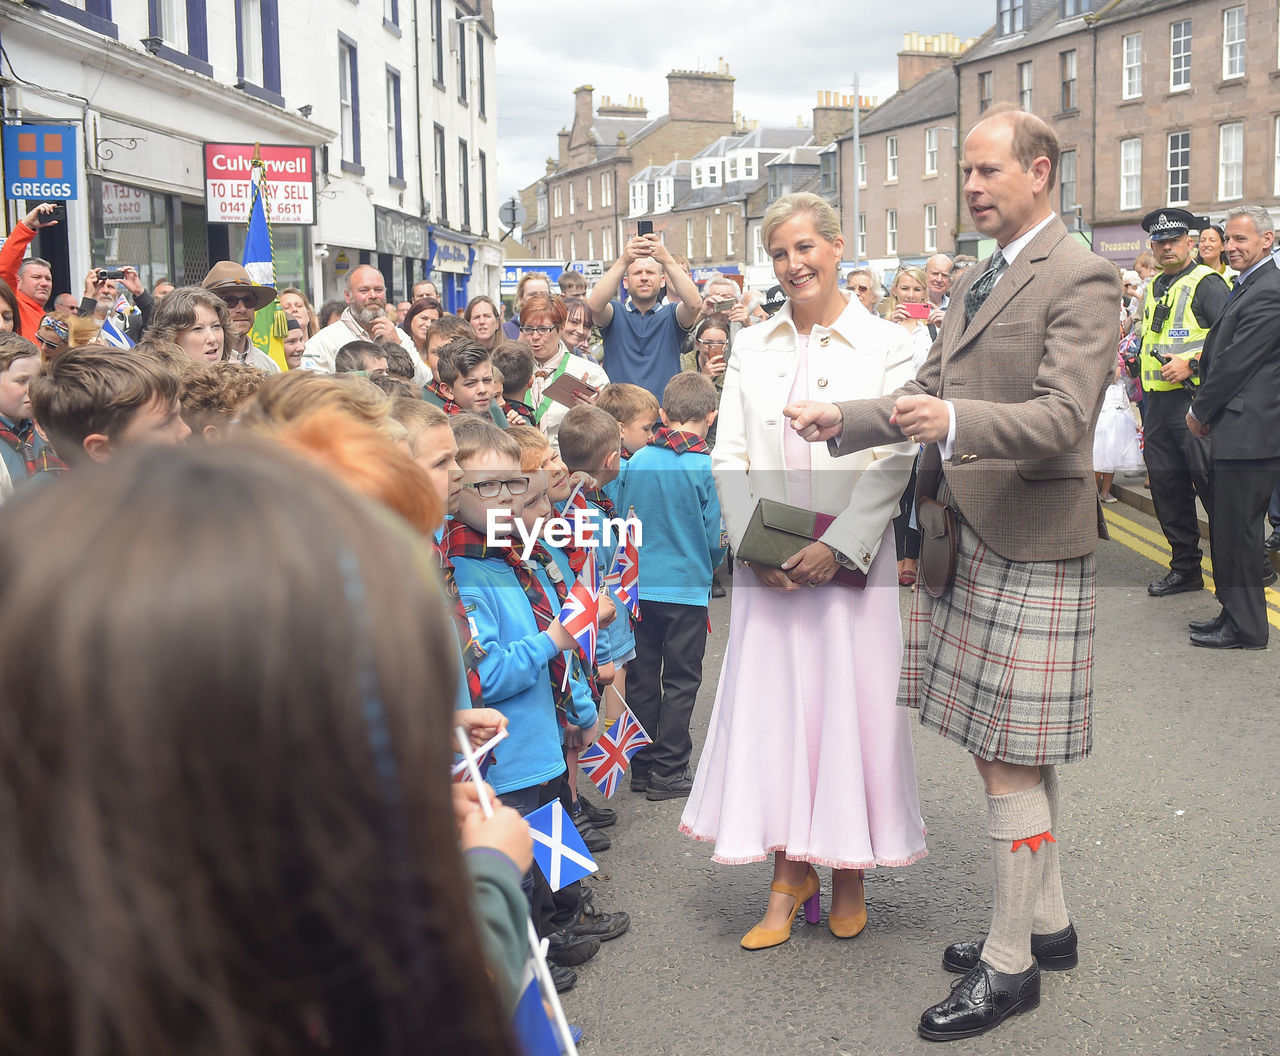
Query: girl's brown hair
0 442 514 1056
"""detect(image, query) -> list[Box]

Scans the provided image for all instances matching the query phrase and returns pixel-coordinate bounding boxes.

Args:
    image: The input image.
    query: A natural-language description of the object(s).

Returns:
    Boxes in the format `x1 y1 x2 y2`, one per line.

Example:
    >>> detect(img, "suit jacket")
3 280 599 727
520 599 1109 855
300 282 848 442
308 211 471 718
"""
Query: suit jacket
1191 260 1280 461
713 297 917 573
832 217 1119 562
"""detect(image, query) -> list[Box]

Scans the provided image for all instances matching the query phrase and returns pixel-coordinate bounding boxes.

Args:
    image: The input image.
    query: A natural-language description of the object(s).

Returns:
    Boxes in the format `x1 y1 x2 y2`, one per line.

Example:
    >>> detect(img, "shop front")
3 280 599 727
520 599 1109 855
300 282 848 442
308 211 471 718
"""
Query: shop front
429 227 476 313
374 207 430 304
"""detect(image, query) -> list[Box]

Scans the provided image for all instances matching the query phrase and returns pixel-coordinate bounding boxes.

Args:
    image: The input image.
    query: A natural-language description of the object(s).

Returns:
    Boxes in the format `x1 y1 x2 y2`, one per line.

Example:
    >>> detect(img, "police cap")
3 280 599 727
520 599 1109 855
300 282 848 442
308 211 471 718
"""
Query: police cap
1141 208 1198 242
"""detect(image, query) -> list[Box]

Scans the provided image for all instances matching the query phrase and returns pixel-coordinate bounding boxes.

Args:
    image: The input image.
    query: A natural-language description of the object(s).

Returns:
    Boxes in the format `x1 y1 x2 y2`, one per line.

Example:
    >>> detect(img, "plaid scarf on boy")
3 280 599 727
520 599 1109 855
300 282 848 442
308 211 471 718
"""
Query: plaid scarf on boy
425 378 462 416
432 541 486 708
583 487 617 519
0 418 65 477
650 426 710 456
442 520 576 725
503 398 536 425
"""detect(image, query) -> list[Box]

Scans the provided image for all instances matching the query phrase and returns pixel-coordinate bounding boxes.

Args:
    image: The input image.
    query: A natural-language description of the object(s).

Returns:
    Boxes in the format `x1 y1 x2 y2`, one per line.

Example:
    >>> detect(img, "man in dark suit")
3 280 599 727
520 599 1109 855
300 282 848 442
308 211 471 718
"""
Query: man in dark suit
786 108 1117 1041
1186 205 1280 649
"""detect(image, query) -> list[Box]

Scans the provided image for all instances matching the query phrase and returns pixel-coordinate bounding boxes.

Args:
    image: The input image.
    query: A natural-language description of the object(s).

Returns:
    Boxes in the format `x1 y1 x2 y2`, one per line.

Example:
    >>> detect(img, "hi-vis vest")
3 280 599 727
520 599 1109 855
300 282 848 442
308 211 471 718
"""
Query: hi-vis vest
1139 264 1215 392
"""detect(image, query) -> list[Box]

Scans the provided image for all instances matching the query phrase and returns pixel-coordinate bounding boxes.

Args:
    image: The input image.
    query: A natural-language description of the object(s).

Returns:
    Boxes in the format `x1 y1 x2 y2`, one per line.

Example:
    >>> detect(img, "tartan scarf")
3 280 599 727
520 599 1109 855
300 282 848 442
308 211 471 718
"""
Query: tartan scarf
583 488 617 519
650 426 710 455
442 520 575 725
433 540 486 708
620 448 632 462
0 417 64 476
425 379 462 416
503 398 535 425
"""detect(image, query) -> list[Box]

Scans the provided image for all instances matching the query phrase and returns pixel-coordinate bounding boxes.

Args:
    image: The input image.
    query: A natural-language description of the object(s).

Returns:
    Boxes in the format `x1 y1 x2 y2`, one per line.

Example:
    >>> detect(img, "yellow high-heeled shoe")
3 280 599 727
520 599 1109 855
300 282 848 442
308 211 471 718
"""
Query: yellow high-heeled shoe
828 869 867 939
741 865 821 950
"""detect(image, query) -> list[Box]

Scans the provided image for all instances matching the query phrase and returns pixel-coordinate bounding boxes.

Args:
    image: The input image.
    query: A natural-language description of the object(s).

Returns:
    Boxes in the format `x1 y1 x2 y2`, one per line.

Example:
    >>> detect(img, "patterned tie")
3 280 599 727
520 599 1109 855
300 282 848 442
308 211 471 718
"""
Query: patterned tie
964 250 1007 324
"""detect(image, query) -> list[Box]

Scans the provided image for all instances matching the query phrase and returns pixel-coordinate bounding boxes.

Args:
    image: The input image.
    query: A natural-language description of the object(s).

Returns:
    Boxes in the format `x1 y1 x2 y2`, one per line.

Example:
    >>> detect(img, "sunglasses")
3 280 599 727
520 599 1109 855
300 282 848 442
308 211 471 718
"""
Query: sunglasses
220 294 259 309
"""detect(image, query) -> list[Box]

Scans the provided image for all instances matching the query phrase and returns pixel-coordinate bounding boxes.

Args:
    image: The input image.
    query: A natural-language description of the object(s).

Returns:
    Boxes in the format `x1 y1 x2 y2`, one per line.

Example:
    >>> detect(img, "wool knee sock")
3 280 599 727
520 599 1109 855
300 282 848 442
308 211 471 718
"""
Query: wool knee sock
982 782 1052 975
1033 765 1071 933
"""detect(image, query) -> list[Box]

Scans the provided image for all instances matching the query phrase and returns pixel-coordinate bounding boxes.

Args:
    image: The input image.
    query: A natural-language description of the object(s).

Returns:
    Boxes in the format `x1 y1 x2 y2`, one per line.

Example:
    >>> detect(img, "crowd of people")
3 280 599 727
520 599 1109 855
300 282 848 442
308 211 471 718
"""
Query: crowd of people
0 102 1277 1051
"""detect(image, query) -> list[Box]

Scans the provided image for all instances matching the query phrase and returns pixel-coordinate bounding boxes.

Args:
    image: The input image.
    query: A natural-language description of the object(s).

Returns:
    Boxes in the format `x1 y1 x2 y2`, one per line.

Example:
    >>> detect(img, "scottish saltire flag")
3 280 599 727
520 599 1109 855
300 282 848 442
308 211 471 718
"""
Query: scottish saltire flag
241 143 289 371
512 958 561 1056
556 558 600 666
98 314 134 348
605 511 640 619
527 799 597 891
578 708 652 798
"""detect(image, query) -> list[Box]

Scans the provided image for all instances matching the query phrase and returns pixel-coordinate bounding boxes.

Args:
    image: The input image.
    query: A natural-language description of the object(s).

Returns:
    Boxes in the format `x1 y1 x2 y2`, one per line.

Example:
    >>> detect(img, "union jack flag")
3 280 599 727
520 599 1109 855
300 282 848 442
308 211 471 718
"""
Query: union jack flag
578 708 653 798
606 510 640 620
562 478 594 540
556 557 600 666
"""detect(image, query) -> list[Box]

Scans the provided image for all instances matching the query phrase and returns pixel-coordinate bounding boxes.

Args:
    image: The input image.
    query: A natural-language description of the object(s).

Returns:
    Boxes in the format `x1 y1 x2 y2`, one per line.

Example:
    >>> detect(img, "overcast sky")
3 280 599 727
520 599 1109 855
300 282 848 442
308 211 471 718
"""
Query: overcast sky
494 2 995 210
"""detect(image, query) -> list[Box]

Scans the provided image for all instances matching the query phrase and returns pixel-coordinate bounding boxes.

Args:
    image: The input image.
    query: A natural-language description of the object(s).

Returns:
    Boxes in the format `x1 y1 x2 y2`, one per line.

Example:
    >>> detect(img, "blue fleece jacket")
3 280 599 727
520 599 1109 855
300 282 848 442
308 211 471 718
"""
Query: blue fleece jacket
450 554 568 794
617 444 727 607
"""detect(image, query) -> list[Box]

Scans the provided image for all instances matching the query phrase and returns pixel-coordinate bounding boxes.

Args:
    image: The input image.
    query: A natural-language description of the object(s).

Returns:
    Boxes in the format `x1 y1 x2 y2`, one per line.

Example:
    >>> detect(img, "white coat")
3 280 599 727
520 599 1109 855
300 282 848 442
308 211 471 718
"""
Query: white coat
712 295 918 573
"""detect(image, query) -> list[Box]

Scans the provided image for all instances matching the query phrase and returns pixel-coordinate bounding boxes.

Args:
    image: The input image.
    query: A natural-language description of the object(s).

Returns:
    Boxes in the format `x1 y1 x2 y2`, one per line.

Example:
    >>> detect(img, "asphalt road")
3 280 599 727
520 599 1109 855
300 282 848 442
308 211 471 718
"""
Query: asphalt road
562 497 1279 1056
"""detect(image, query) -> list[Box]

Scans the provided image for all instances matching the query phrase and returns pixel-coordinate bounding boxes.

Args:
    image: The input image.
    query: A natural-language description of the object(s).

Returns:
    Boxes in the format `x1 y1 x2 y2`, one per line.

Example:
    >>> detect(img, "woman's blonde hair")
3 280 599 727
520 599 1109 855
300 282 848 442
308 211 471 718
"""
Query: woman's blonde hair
881 265 929 318
761 192 842 253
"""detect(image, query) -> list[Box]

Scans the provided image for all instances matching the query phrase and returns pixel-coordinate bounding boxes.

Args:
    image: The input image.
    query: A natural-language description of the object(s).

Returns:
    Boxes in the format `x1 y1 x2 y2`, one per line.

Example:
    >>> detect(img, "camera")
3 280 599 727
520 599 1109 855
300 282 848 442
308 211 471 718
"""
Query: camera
96 268 127 281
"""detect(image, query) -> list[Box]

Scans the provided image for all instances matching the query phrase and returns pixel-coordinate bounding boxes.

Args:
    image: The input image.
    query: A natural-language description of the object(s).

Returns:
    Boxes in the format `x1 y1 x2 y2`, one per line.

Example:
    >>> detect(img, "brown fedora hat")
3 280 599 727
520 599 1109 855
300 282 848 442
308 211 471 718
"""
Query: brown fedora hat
202 261 276 311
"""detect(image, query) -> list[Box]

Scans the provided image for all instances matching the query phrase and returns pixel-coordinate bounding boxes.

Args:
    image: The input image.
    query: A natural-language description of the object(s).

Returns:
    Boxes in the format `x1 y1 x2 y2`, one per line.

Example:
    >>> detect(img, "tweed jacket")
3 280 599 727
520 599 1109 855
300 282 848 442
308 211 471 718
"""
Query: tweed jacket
714 297 917 573
1190 260 1280 461
833 217 1119 562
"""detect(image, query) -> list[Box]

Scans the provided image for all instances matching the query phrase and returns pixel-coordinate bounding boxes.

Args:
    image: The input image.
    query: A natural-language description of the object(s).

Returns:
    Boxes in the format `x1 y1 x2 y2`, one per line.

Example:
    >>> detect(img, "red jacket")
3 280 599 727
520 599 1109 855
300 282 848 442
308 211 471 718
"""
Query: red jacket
0 222 47 339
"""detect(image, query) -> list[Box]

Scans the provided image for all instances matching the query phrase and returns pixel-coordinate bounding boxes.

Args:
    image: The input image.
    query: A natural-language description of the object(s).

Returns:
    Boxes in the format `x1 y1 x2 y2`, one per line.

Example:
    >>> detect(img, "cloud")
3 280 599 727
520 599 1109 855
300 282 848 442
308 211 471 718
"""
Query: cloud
495 2 994 200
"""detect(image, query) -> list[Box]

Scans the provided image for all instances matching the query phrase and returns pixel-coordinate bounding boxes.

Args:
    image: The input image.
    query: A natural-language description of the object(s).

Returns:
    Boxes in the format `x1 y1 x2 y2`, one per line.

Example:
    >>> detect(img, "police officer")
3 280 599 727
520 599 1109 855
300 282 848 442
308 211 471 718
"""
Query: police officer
1136 208 1230 597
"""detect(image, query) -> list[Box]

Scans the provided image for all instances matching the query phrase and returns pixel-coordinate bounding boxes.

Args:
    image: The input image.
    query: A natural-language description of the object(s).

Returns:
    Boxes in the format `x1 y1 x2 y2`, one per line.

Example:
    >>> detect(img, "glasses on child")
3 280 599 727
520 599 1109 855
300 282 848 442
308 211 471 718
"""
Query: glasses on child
518 325 556 335
462 476 530 498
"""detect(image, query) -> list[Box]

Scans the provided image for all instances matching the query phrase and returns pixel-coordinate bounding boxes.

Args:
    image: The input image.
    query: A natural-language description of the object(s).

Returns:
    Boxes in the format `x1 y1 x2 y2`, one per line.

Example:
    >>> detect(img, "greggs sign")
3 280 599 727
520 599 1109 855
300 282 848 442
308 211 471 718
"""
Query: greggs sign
203 143 316 225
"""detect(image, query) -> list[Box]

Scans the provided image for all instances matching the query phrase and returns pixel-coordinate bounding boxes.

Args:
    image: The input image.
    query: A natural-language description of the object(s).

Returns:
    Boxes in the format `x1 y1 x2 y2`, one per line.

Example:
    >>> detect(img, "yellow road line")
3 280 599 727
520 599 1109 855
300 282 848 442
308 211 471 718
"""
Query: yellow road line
1103 506 1280 630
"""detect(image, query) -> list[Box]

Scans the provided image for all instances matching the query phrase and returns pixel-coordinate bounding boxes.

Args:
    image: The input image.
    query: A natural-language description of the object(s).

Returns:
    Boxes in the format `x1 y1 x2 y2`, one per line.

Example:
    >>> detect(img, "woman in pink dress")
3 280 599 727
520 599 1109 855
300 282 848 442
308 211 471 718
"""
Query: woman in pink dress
680 193 927 949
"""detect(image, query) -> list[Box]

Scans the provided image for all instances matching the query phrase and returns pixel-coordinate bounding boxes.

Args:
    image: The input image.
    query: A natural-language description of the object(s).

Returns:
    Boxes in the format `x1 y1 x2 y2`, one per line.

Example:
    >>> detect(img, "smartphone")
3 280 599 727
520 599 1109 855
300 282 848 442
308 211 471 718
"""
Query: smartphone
637 220 653 237
45 203 66 223
712 298 736 312
96 267 128 280
901 302 932 319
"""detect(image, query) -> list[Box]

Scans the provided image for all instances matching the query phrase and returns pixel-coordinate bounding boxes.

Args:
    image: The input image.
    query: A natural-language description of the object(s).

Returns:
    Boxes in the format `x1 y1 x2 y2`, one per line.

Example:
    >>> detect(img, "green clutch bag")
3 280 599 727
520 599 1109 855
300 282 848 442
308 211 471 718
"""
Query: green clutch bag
736 499 867 588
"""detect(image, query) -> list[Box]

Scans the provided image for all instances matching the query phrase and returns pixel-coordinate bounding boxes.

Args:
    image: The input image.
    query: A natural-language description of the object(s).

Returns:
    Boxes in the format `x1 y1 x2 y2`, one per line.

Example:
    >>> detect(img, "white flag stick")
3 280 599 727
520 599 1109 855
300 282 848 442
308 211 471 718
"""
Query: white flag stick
450 727 509 779
454 728 578 1056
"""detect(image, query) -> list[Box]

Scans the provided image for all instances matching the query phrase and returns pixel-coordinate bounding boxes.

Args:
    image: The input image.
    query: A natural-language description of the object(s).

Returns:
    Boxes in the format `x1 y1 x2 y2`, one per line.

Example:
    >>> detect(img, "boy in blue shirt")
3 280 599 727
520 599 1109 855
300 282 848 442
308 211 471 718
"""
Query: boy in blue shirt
618 372 727 800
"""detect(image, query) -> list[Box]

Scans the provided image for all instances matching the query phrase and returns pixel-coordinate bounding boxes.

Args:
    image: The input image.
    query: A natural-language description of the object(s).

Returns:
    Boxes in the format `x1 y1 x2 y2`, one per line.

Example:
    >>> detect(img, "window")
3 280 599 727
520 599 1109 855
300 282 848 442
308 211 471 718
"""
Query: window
820 151 836 193
1017 61 1033 110
236 0 280 100
602 225 614 260
886 136 898 182
856 214 867 259
1167 131 1190 206
536 193 547 228
586 176 592 212
886 209 897 255
726 212 735 256
147 0 212 72
1222 6 1245 79
998 0 1024 36
338 38 361 169
727 156 739 180
384 0 397 27
554 236 563 259
978 71 993 114
925 128 938 174
567 181 574 215
601 172 612 208
1219 122 1244 199
629 182 643 216
857 142 867 186
458 140 470 230
1120 138 1142 210
36 0 117 37
1060 149 1078 212
587 230 594 259
431 0 444 86
569 234 576 259
691 166 702 190
1060 0 1085 17
554 186 564 218
753 224 765 265
478 150 489 235
433 124 447 221
386 69 403 183
1123 33 1142 98
155 0 186 46
706 163 720 187
705 216 713 259
743 154 755 178
1061 50 1077 111
1275 117 1280 197
686 219 694 259
455 9 468 104
924 204 937 253
476 32 486 118
1170 19 1191 91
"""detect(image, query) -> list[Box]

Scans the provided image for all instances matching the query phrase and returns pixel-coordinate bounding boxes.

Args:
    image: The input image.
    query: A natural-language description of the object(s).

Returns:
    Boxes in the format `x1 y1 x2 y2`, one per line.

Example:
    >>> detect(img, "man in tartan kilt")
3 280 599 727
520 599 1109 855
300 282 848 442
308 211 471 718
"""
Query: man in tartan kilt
787 107 1118 1041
